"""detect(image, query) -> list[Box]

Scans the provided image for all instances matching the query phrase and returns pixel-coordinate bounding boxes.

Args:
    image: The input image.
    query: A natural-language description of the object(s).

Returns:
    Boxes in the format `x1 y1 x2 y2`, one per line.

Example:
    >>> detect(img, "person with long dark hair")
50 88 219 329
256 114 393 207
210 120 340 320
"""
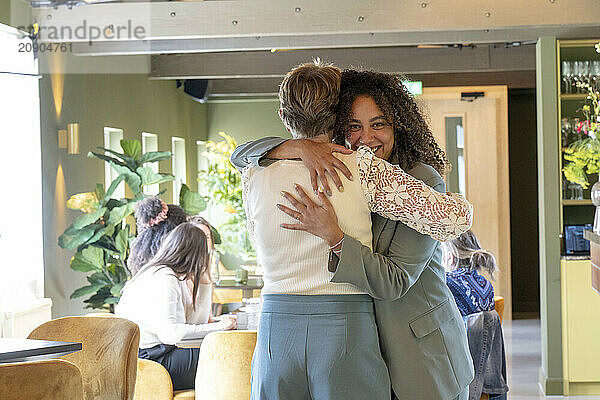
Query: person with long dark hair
116 223 236 390
127 196 187 276
231 68 474 400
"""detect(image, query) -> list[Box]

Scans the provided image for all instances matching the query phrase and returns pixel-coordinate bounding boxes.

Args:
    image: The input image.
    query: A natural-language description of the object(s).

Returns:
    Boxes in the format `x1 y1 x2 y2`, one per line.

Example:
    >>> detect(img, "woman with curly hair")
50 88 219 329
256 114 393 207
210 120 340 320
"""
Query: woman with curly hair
127 196 188 275
332 69 449 176
231 68 473 400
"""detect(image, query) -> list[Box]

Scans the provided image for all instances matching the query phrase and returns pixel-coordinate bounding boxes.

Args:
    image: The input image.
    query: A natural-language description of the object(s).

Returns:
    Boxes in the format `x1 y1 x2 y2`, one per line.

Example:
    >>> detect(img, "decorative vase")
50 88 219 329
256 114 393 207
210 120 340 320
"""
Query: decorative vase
592 179 600 234
209 250 221 284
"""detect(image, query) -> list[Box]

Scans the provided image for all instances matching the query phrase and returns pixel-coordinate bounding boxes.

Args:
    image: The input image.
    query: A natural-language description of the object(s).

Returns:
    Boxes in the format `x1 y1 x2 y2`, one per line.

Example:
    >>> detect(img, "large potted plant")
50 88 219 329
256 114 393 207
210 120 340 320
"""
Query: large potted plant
58 139 206 311
198 132 256 268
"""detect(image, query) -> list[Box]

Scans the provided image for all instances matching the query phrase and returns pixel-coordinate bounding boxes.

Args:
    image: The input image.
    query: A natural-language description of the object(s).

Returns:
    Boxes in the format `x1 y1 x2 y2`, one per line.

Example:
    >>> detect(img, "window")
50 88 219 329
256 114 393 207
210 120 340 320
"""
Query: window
444 116 466 196
196 140 208 189
142 132 159 196
171 137 187 204
104 127 125 199
0 27 44 312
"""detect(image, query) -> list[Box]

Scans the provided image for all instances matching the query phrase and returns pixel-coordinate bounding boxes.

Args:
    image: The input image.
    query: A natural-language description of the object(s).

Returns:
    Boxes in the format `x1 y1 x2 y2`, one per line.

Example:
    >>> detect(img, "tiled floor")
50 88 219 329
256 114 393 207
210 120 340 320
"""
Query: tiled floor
504 319 600 400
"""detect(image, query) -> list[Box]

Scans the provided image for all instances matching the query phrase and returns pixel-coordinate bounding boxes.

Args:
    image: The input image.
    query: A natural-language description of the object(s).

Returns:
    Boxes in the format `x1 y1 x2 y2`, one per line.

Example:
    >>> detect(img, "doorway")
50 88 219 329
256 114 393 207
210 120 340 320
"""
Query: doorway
420 86 512 320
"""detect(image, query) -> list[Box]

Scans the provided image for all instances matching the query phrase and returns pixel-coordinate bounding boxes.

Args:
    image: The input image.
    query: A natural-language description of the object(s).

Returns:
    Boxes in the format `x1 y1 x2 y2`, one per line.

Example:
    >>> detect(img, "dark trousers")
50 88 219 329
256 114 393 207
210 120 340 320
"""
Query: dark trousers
139 344 200 390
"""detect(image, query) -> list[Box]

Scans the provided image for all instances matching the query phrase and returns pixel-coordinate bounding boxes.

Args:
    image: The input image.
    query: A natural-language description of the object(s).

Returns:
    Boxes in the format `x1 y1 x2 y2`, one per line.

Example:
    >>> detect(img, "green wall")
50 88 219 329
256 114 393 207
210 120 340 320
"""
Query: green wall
40 57 208 317
207 100 290 142
535 36 563 395
0 1 9 26
40 68 291 316
0 0 32 29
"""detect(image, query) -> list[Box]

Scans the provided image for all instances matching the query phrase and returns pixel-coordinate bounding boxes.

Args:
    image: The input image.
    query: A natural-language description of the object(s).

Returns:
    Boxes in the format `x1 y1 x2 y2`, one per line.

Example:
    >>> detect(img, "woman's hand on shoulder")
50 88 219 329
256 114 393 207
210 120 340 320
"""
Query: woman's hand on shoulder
278 184 344 246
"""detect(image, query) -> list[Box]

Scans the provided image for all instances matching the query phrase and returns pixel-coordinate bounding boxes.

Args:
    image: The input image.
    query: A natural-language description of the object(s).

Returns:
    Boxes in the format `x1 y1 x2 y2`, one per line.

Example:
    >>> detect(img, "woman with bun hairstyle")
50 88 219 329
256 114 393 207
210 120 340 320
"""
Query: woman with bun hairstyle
128 197 187 276
445 230 498 316
116 222 237 390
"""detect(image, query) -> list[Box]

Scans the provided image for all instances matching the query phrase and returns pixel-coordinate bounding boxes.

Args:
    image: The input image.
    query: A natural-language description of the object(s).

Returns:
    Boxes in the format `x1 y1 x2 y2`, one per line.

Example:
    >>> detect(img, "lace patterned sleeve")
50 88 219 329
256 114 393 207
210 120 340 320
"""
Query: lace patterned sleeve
241 166 257 248
356 146 473 242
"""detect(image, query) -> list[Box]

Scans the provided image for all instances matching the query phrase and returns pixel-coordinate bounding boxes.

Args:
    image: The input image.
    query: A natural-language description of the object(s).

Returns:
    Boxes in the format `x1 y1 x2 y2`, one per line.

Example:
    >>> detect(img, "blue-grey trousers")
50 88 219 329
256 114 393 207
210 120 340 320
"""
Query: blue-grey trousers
251 294 391 400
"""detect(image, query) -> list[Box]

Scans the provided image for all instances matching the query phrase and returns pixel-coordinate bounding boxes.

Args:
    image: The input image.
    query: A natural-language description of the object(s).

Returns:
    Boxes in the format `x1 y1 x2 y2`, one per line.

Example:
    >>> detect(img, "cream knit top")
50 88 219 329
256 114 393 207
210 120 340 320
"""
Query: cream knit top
242 146 472 295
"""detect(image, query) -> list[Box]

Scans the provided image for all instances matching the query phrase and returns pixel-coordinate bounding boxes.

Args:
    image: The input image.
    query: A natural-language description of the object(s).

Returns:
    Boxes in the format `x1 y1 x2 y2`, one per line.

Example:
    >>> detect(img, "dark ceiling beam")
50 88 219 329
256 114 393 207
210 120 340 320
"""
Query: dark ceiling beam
207 70 536 99
149 44 536 80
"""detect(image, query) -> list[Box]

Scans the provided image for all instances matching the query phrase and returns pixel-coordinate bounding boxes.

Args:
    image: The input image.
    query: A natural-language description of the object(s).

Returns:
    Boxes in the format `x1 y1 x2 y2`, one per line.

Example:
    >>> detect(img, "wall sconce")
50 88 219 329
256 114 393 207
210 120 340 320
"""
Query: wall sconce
67 123 79 154
58 129 67 149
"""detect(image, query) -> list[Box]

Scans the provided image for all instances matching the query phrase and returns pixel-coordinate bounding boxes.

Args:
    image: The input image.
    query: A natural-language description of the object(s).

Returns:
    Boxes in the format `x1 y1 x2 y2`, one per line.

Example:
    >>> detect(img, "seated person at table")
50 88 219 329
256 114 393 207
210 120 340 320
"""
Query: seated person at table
128 196 187 276
445 230 498 316
116 223 237 390
187 215 217 253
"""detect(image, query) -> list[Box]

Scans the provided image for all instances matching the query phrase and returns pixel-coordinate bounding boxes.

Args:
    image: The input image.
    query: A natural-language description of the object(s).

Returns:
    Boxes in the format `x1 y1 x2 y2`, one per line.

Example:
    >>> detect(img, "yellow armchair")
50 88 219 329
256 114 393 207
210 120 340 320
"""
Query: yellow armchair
0 359 84 400
133 358 196 400
195 330 257 400
494 296 505 323
28 316 139 400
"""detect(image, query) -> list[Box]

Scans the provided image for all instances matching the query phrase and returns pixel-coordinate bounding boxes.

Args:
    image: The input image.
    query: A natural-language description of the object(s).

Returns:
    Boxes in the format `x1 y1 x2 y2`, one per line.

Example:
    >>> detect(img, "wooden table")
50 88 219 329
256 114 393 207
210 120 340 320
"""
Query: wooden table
584 230 600 295
215 277 264 299
0 338 82 363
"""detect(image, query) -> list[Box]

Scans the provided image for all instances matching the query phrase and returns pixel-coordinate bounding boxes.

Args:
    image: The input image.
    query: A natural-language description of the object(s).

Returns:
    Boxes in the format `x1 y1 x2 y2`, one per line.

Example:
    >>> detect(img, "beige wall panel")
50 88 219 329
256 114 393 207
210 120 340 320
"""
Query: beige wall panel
421 86 511 319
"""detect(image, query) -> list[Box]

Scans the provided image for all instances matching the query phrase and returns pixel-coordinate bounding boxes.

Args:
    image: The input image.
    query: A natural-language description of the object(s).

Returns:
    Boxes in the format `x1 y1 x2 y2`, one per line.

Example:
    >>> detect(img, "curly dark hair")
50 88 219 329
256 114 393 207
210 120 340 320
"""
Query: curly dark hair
127 197 188 275
333 69 450 176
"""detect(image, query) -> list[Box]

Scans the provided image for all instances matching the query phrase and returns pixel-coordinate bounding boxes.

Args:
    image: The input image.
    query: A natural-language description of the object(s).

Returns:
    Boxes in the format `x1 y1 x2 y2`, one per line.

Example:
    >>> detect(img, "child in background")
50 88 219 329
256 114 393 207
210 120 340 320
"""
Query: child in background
445 230 498 317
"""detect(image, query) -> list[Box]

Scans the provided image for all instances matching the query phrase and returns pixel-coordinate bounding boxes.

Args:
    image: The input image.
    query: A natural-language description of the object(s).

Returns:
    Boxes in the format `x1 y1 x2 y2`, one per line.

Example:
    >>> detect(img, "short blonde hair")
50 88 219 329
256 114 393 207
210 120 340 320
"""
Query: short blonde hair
278 60 341 138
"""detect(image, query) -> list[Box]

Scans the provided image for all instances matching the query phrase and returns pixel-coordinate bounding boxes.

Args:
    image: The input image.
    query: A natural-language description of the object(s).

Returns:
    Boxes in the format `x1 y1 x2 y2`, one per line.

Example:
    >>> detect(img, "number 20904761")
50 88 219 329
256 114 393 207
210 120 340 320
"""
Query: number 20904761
18 42 73 53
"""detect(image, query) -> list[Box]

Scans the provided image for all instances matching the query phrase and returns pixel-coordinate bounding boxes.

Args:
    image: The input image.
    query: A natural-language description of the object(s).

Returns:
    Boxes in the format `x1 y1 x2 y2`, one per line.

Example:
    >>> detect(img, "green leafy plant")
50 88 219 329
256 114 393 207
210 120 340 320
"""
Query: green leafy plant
58 139 200 311
563 82 600 188
198 132 255 262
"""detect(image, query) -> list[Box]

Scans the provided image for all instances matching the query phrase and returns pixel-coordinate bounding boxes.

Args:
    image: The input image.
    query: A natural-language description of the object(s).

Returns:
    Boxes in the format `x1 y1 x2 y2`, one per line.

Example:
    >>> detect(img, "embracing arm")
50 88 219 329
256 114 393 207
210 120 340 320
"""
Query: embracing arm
232 137 353 194
229 137 289 172
329 172 444 300
357 147 473 242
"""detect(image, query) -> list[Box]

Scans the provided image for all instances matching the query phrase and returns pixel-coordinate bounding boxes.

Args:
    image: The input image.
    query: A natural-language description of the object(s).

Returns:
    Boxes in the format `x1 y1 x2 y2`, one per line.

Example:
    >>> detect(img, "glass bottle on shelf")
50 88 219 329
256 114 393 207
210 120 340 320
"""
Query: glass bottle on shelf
572 117 581 141
561 118 571 147
562 175 570 200
562 61 573 94
592 61 600 91
592 179 600 234
581 61 591 89
567 182 584 200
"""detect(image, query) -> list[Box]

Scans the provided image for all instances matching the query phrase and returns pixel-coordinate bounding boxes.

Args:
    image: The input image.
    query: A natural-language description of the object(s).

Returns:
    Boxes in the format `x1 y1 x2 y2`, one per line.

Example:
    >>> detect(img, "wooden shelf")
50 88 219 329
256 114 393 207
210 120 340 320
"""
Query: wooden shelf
560 93 589 101
563 199 594 206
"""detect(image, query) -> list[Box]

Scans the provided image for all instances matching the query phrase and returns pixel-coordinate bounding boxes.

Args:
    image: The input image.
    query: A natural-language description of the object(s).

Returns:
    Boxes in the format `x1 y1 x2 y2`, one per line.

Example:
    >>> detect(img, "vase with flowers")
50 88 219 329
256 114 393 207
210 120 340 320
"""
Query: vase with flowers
563 81 600 233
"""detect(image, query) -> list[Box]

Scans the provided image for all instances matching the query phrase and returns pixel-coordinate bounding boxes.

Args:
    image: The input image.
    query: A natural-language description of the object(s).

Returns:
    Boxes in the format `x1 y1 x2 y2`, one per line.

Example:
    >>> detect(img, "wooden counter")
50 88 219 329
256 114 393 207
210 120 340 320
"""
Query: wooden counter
583 230 600 294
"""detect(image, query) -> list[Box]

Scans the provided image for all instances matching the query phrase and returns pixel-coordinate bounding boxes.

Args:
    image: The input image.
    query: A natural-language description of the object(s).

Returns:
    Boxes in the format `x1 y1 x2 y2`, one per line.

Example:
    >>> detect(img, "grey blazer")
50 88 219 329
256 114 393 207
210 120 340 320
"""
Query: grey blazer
230 138 474 400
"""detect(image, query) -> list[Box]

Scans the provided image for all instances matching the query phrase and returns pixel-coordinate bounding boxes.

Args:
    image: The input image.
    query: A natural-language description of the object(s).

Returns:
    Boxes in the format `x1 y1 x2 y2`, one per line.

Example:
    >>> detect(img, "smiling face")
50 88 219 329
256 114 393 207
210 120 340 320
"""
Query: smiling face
345 95 395 160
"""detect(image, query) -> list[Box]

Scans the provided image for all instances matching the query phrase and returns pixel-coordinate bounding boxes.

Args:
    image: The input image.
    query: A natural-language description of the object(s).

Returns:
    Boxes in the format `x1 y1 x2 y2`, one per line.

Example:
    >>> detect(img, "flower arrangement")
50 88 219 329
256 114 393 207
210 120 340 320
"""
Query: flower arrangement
563 82 600 188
